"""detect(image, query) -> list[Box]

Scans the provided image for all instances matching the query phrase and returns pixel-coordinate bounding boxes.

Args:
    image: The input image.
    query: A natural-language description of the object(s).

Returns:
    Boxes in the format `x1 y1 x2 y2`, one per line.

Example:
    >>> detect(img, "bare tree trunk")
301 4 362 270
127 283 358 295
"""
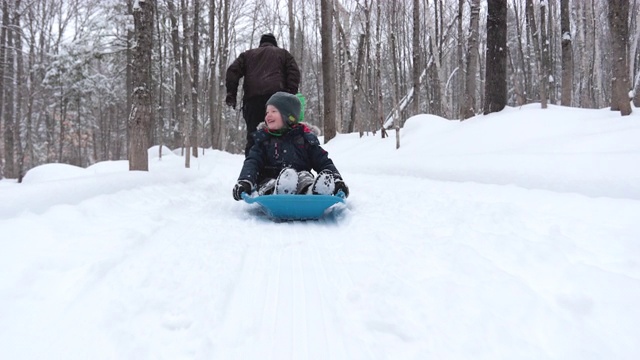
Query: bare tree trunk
126 0 133 133
390 1 400 120
180 0 193 167
14 0 24 180
191 0 199 157
608 0 632 115
455 0 464 118
633 0 640 107
572 1 591 107
590 0 602 108
462 0 481 120
167 0 183 148
431 0 444 117
412 0 421 117
540 2 551 106
359 0 371 137
321 0 336 142
484 0 507 115
3 0 15 177
546 0 557 104
288 0 295 59
635 41 640 106
208 0 216 149
57 83 66 164
511 0 529 105
526 0 547 108
575 0 595 108
0 0 8 179
25 5 36 173
347 34 365 133
375 1 386 138
560 0 573 106
128 0 155 171
426 39 443 116
334 6 352 133
155 0 164 159
215 0 230 150
389 0 401 147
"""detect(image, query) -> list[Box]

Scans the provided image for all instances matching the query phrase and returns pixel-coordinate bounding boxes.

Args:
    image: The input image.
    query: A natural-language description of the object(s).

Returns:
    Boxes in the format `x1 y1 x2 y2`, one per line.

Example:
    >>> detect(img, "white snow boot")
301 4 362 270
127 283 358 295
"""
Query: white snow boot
275 168 299 195
311 171 335 195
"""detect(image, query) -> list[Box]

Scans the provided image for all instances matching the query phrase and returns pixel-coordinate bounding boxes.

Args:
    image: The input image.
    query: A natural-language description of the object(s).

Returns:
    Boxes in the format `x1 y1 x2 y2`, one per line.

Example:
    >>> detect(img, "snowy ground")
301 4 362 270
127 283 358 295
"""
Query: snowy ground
1 104 639 359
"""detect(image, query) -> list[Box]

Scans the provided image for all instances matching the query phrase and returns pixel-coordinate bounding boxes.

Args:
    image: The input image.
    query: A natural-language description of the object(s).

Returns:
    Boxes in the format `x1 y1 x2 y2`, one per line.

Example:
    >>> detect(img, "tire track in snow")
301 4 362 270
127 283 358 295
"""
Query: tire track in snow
214 224 357 360
267 237 300 359
274 225 357 360
216 235 273 357
308 234 354 359
262 237 284 360
291 240 309 359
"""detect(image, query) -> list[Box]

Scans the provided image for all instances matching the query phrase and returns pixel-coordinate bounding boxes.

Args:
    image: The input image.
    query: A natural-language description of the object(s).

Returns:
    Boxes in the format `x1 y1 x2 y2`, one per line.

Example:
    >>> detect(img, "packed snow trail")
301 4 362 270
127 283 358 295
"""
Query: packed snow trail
2 160 639 359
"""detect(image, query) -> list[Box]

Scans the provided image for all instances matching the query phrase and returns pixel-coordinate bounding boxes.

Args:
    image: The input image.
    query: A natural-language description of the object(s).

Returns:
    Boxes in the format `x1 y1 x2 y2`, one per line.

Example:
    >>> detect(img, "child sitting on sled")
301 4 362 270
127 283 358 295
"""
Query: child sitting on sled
232 92 349 200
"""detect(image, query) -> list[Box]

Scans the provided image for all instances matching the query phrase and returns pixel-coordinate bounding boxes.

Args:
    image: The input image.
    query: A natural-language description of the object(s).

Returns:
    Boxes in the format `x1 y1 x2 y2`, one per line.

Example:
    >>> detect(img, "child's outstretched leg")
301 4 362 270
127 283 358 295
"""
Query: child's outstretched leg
297 171 314 194
257 178 276 196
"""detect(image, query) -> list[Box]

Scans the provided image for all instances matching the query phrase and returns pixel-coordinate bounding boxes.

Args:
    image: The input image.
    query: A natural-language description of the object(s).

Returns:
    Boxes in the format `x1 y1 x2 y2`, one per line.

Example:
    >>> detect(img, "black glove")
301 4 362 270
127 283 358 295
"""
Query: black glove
334 179 349 198
233 180 253 201
225 93 237 109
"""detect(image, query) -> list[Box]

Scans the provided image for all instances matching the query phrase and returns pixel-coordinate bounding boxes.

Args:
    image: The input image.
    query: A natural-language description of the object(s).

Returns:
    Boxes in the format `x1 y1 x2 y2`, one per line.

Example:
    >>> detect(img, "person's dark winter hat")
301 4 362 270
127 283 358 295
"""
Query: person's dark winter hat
260 33 278 47
267 92 301 127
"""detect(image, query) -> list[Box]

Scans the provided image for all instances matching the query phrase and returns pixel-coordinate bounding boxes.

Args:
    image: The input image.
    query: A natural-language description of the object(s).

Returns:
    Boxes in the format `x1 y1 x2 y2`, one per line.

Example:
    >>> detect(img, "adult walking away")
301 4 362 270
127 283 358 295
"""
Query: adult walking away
225 33 301 157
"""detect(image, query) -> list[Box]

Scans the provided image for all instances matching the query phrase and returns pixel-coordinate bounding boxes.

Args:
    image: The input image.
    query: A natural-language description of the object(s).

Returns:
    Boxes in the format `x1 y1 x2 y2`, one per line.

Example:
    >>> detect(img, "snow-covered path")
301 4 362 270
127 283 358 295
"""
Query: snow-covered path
2 106 640 359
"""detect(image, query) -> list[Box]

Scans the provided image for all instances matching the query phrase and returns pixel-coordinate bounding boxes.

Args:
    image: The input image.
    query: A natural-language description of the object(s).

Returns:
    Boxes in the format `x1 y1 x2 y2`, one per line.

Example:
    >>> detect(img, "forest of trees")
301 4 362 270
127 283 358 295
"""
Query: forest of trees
0 0 638 179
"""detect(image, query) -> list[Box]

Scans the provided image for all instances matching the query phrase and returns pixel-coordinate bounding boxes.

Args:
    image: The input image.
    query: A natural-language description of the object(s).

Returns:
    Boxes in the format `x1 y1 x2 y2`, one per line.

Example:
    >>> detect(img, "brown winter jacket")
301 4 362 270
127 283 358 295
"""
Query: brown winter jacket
225 43 300 102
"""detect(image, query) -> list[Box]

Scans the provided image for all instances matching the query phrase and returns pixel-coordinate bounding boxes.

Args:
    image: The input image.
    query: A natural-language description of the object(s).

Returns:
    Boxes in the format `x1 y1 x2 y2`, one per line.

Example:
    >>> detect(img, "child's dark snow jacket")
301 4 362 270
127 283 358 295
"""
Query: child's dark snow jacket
238 122 342 185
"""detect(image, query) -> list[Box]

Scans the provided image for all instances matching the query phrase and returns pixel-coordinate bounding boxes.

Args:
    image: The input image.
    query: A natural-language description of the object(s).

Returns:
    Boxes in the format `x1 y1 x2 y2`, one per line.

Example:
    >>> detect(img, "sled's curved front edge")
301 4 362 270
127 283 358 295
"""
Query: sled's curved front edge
241 191 345 220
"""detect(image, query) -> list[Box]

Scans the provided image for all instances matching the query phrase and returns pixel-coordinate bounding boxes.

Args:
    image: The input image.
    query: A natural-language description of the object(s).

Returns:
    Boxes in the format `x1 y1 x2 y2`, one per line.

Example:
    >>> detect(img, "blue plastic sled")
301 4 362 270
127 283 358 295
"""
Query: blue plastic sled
242 191 346 220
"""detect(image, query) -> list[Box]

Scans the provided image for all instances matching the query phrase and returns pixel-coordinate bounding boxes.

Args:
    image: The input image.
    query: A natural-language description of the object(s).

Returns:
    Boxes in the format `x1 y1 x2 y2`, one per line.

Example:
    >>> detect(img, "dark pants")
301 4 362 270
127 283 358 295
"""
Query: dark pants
242 94 273 157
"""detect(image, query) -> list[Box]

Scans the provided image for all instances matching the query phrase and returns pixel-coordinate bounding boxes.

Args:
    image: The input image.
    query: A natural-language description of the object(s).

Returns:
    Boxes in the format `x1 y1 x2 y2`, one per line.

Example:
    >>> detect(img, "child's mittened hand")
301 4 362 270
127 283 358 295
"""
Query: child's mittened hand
233 180 253 201
334 179 349 198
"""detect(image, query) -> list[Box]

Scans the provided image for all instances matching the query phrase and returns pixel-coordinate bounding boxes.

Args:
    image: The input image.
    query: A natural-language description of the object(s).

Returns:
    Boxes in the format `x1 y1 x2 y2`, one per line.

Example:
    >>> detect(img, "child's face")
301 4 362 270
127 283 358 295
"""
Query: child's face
265 105 285 130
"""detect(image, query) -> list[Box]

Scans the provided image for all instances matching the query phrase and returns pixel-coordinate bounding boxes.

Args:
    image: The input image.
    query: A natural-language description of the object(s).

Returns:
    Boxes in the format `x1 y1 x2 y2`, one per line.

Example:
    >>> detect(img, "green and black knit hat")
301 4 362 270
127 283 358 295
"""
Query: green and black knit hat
266 92 302 128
